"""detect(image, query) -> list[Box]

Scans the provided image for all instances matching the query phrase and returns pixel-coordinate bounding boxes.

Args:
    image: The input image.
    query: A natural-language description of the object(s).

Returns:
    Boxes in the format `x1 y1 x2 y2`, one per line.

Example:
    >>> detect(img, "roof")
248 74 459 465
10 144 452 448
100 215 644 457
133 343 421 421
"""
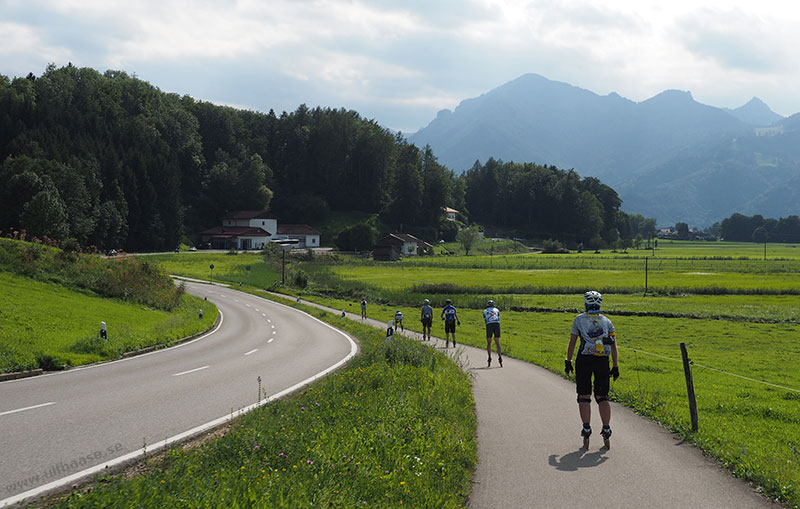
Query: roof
198 226 272 238
443 207 460 214
276 224 321 235
222 210 280 220
376 233 433 248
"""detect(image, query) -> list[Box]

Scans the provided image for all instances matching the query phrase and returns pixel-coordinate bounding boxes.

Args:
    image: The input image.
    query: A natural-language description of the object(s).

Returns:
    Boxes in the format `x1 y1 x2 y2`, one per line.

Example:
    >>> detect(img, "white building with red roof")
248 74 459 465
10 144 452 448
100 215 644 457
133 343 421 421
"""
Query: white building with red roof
198 211 320 250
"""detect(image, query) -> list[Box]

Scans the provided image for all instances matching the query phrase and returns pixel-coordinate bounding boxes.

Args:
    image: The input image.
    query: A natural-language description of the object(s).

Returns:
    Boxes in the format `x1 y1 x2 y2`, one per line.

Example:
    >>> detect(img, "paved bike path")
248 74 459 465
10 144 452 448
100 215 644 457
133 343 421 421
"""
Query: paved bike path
278 295 778 509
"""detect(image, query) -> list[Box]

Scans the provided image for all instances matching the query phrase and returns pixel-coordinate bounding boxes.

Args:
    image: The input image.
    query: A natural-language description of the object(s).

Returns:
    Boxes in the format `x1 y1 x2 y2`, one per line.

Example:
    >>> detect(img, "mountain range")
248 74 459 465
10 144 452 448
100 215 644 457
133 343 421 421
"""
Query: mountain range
409 74 800 227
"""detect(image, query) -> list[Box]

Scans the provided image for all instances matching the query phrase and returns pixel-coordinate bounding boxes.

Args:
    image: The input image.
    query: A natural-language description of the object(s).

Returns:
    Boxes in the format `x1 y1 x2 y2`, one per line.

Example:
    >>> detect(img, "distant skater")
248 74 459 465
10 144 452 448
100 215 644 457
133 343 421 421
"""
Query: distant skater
361 297 367 320
395 310 404 331
441 299 460 347
564 291 619 449
483 300 502 367
420 299 433 341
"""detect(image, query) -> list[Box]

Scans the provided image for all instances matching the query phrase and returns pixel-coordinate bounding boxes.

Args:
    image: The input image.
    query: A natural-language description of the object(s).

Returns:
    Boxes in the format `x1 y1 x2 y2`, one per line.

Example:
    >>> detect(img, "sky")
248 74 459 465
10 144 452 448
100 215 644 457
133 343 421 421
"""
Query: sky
2 0 798 133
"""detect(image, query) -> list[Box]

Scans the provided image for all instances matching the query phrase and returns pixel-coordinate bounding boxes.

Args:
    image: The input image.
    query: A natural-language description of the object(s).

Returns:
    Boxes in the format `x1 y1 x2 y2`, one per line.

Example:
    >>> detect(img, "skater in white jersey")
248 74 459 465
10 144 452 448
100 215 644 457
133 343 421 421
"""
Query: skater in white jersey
564 291 619 448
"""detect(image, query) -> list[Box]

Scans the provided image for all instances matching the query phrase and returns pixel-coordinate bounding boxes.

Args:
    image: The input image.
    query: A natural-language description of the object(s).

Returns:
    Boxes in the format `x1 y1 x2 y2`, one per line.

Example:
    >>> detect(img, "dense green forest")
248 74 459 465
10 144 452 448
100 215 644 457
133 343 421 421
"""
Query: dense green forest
464 159 656 248
1 64 649 251
718 212 800 243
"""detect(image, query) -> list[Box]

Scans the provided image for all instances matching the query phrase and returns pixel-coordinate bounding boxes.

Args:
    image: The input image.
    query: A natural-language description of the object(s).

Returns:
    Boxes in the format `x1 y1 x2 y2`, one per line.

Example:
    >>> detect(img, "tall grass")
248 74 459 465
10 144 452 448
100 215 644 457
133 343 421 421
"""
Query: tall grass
0 271 217 373
0 238 183 311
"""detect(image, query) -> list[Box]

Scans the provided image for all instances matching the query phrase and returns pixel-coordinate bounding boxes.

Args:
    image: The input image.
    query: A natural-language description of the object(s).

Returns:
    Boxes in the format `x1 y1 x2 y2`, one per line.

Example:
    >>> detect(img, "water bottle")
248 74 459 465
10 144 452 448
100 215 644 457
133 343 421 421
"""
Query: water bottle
594 339 605 356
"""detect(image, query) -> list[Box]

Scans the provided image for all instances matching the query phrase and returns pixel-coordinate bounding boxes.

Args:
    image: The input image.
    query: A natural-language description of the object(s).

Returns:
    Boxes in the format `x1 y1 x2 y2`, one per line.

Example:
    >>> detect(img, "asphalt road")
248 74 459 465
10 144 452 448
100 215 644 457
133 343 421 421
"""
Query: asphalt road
287 295 781 509
0 283 356 506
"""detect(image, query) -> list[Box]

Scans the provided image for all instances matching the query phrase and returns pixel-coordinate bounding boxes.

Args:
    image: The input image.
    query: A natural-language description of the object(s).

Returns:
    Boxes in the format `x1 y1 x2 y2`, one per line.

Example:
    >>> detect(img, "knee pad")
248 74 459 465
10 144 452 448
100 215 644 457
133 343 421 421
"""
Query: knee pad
577 396 592 404
594 395 609 404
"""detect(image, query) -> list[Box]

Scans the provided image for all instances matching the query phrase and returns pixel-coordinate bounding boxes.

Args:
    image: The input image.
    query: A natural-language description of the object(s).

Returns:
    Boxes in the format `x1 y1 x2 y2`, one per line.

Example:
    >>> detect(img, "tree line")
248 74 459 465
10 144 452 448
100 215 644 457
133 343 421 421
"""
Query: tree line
463 159 655 248
718 213 800 243
1 64 649 251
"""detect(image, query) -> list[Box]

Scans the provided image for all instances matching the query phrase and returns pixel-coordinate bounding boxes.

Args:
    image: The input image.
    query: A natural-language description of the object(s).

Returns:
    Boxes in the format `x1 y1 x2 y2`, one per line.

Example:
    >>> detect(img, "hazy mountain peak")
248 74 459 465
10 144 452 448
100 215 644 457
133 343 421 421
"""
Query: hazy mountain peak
725 97 783 126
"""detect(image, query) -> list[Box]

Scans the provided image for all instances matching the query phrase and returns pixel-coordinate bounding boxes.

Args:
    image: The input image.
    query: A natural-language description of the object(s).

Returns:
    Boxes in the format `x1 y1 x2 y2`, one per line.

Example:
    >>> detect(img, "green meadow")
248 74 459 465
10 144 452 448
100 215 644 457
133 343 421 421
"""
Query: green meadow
0 270 217 373
288 241 800 508
143 242 800 507
146 252 280 289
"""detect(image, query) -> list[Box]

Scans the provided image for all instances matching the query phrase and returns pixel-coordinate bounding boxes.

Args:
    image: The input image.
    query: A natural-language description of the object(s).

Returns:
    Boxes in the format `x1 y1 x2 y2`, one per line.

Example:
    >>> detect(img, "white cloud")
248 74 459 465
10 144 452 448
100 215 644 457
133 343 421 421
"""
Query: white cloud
2 0 800 129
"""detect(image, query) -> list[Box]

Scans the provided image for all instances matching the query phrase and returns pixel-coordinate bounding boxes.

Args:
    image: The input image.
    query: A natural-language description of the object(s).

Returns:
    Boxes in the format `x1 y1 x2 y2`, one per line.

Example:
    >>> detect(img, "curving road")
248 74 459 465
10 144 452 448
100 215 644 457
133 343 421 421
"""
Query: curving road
0 282 356 506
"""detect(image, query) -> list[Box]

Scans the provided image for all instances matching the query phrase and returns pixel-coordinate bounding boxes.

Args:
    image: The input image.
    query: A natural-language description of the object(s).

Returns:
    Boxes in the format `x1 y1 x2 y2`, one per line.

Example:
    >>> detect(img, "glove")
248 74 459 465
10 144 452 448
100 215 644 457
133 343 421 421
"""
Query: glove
610 366 619 381
564 359 573 376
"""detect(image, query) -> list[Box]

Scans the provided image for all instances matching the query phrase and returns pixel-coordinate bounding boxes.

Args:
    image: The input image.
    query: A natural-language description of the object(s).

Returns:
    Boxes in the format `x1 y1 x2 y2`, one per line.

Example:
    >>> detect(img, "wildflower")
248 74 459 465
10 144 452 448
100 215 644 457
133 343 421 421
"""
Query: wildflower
307 460 314 465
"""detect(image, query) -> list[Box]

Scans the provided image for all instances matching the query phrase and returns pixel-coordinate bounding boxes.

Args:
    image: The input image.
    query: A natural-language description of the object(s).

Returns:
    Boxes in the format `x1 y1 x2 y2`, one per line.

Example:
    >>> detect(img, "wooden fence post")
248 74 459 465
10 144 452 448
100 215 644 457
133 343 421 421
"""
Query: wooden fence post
680 342 699 431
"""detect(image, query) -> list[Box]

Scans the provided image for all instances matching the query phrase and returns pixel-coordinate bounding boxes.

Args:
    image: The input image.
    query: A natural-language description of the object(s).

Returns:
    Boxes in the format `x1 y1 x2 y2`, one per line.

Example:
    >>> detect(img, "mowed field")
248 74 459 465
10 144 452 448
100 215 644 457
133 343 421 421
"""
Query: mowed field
301 240 800 507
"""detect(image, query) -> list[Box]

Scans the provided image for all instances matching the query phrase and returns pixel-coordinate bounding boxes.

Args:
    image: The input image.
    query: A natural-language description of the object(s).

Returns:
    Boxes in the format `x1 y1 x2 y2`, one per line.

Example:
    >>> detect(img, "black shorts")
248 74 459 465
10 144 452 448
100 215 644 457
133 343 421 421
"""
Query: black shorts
485 322 501 338
421 317 432 327
444 321 456 333
575 354 610 397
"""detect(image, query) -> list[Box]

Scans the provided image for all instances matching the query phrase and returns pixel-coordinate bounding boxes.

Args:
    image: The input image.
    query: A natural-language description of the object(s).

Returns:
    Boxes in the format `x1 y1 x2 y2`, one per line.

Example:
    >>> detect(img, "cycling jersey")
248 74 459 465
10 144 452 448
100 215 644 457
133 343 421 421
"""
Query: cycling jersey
442 305 457 322
421 305 433 319
571 312 615 356
483 306 500 324
395 311 403 320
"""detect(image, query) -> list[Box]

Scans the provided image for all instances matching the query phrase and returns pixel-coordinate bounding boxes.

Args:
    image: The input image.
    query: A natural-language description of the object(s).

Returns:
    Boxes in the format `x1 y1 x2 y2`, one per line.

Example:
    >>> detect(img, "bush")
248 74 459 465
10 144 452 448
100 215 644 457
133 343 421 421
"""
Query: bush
542 238 568 253
336 223 376 251
292 269 309 289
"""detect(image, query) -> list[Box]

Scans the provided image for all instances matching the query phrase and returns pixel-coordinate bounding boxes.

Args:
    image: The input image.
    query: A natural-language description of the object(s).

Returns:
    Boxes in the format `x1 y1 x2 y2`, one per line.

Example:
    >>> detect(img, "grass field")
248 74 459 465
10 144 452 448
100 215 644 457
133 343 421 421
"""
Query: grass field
147 244 800 507
50 303 476 508
0 271 217 373
146 252 280 289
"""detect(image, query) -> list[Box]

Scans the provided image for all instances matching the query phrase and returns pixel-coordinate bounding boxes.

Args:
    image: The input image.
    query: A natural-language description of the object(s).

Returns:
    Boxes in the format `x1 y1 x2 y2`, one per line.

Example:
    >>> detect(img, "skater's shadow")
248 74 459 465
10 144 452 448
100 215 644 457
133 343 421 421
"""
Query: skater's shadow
548 448 608 472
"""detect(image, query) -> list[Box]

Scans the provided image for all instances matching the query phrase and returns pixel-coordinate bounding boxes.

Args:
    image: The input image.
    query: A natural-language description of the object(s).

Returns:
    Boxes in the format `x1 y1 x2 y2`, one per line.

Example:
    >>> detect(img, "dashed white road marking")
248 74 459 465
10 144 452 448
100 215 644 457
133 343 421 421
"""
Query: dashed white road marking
268 338 275 343
172 366 210 377
0 402 56 418
262 313 266 317
234 299 239 303
244 349 258 356
267 319 271 323
245 304 251 307
255 308 260 312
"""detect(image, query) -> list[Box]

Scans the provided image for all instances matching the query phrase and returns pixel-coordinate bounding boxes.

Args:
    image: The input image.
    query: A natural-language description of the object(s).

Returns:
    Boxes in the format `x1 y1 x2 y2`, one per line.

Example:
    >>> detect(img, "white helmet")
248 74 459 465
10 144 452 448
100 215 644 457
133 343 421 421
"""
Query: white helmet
584 291 602 312
487 299 495 307
424 299 430 304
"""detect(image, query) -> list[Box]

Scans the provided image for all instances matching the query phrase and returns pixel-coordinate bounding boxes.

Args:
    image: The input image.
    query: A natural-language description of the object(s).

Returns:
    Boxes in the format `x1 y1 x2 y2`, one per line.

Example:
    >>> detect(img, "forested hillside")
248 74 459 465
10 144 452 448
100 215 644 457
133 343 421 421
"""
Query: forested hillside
1 64 648 250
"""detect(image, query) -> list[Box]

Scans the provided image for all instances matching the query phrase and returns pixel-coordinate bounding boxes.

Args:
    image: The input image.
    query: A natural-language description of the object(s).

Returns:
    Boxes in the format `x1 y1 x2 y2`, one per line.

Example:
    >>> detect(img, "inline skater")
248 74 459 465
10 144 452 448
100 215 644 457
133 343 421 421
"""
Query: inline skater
420 299 434 341
483 300 503 367
394 310 404 331
360 297 367 320
564 291 619 449
441 299 460 347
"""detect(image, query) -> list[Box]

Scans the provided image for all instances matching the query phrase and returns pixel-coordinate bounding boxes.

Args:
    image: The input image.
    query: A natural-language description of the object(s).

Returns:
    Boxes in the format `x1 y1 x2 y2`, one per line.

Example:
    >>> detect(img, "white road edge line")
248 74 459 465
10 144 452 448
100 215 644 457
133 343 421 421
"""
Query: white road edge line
0 402 56 418
172 366 210 377
0 295 357 509
0 309 224 385
244 349 258 356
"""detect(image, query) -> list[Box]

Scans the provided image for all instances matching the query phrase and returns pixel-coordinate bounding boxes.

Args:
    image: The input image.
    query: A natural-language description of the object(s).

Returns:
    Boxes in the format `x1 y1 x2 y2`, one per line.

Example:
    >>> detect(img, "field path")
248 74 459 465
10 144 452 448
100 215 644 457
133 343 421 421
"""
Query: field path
277 294 780 509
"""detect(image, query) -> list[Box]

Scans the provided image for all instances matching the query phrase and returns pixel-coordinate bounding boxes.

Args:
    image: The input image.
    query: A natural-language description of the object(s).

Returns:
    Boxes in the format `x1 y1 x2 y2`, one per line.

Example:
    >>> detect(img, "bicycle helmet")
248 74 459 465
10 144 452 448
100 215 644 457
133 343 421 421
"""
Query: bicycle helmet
584 291 602 312
487 300 495 307
424 299 430 304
